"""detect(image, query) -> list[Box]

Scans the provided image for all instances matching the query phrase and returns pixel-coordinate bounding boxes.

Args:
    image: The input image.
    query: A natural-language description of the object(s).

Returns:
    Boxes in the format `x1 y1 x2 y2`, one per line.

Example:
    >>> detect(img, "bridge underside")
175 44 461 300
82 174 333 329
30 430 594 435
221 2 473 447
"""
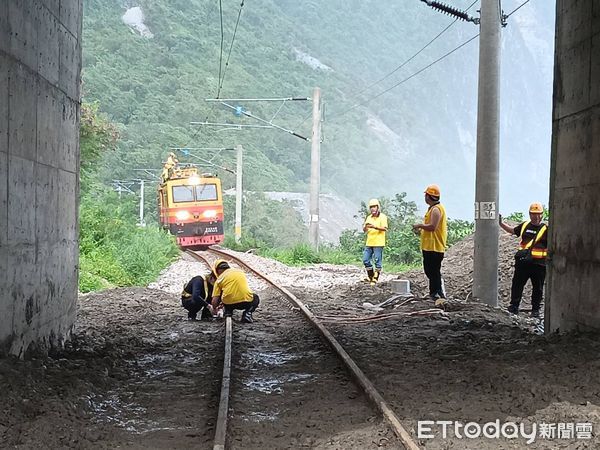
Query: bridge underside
547 0 600 333
0 1 81 356
0 1 599 357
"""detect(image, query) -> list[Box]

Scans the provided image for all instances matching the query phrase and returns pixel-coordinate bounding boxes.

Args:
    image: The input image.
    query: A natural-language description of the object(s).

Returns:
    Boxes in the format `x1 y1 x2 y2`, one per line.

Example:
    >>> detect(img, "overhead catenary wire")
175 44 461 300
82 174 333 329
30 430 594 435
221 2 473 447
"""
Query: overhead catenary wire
216 0 225 99
217 0 245 98
504 0 531 19
330 33 480 120
335 0 478 114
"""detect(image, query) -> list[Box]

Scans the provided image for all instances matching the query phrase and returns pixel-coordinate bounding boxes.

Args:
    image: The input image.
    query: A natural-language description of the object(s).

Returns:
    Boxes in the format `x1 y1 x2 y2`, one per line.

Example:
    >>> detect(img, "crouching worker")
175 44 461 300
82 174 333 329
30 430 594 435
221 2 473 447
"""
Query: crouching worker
181 272 216 320
210 259 260 323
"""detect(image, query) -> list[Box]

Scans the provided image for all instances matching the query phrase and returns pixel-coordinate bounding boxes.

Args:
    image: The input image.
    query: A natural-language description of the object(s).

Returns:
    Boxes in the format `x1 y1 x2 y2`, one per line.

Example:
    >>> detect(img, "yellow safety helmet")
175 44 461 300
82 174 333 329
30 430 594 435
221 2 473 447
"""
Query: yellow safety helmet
368 198 380 208
212 259 229 277
529 202 544 214
424 184 441 198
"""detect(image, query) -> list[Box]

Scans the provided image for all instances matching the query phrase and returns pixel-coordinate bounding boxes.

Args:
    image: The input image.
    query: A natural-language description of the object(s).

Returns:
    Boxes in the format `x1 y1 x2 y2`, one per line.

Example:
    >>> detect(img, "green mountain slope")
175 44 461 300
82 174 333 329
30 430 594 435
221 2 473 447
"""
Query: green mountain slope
82 0 555 219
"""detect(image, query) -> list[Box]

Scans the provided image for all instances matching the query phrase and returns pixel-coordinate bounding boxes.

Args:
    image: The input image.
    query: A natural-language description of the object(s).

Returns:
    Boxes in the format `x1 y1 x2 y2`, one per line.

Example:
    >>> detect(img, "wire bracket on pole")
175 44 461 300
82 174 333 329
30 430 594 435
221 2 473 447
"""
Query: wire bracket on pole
202 101 310 141
420 0 480 24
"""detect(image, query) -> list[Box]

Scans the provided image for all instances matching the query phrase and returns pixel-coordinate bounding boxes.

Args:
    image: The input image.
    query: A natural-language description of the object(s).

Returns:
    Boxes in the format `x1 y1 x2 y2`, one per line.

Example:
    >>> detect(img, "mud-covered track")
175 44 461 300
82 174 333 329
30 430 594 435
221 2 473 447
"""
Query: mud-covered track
187 248 419 450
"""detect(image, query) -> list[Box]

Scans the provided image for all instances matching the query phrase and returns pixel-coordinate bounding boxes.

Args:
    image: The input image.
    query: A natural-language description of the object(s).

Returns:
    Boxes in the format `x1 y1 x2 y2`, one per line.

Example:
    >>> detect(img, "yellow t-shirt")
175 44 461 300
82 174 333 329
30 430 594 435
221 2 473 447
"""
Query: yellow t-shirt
364 213 388 247
213 268 254 305
420 203 447 253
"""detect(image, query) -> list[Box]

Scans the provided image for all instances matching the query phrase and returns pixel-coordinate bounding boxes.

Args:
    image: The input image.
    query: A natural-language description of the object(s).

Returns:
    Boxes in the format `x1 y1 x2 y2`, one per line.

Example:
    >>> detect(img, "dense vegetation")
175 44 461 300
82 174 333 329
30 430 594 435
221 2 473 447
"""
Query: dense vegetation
79 105 180 292
232 193 474 270
78 1 553 287
82 0 554 219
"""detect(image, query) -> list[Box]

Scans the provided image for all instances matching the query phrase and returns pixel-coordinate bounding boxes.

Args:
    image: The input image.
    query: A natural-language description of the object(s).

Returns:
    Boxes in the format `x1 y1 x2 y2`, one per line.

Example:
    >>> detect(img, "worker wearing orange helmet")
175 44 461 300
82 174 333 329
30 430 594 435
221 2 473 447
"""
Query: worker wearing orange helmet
499 202 548 318
413 184 447 305
362 198 388 284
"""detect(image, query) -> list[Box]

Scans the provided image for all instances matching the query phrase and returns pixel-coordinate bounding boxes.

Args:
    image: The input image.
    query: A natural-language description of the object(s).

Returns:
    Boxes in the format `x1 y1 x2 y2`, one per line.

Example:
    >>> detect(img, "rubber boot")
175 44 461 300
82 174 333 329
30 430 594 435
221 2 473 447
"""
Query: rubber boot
363 268 374 283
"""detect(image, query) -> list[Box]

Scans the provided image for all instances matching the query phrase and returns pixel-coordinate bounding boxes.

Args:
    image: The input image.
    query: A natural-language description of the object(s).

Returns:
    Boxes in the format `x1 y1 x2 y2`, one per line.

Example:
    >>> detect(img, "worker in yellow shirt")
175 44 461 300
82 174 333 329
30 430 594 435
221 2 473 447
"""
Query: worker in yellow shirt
413 184 447 306
210 259 260 323
362 198 389 285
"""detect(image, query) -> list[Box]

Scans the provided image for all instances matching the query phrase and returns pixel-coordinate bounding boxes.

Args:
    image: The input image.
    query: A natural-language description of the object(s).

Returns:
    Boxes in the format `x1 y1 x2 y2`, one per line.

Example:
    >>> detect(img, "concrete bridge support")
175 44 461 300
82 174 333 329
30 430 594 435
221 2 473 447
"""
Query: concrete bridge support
547 0 600 332
0 1 82 356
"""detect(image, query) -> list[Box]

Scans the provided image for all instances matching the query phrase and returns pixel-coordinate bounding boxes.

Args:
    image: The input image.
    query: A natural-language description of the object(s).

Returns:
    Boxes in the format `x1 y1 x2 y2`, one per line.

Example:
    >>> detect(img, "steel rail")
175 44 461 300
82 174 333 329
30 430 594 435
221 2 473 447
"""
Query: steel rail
204 247 420 450
213 316 232 450
184 251 232 450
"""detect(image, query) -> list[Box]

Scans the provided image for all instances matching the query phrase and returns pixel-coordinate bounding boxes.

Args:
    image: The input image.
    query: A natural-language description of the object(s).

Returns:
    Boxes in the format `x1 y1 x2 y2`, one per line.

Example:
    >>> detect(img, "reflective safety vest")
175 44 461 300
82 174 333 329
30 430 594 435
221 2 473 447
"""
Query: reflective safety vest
181 277 210 300
519 221 548 259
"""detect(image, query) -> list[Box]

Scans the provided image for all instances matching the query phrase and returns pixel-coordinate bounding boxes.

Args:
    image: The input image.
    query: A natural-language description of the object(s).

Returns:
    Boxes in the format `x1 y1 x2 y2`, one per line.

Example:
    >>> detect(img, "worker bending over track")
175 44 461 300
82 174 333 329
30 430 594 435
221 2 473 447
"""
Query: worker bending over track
210 259 260 323
181 272 216 320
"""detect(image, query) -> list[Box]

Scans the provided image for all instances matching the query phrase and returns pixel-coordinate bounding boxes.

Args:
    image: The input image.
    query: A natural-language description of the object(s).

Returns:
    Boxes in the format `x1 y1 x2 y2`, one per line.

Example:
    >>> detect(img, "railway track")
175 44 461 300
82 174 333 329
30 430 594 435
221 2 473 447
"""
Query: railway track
187 248 420 450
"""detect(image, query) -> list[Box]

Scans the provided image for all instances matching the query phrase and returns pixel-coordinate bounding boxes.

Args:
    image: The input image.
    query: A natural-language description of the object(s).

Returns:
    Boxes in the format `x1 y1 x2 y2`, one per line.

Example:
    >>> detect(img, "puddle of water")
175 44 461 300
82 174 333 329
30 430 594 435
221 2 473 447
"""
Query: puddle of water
133 353 202 378
241 410 280 423
242 349 296 366
243 373 315 394
89 393 154 433
89 393 191 433
287 373 313 383
244 377 283 394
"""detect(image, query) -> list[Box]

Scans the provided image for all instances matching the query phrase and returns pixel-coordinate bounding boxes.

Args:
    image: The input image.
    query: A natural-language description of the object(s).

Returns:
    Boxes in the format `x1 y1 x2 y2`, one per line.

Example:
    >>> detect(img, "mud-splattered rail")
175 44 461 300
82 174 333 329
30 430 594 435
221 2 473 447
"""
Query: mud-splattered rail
183 250 232 450
202 247 420 450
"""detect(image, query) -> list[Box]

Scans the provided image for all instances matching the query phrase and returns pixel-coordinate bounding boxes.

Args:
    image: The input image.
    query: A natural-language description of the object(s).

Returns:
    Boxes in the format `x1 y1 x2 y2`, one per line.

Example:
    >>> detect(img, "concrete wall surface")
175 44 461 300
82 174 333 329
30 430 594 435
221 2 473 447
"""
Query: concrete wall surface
0 0 82 356
547 0 600 332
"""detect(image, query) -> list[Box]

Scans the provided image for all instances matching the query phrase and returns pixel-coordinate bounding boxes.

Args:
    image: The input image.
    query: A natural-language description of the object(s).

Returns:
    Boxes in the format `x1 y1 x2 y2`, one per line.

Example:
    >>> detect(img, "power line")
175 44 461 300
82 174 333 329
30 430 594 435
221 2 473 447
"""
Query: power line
340 0 478 110
330 33 480 120
216 0 225 98
505 0 530 18
218 0 245 96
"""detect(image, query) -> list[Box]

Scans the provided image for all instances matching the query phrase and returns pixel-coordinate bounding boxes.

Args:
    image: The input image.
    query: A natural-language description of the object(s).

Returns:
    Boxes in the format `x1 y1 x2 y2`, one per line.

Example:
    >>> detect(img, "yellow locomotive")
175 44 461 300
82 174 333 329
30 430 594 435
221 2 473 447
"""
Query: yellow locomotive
158 158 224 249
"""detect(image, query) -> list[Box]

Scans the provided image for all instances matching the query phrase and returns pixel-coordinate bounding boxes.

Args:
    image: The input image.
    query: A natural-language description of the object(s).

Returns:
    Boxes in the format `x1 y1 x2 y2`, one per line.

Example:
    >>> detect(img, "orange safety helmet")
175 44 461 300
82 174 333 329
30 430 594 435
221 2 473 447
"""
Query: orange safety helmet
424 184 441 198
529 202 544 214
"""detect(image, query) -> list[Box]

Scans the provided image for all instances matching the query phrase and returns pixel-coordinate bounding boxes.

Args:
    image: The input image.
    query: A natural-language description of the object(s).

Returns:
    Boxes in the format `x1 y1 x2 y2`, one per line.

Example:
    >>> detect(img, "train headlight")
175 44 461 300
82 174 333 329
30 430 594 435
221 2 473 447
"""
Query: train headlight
175 210 190 221
203 209 217 219
188 176 201 185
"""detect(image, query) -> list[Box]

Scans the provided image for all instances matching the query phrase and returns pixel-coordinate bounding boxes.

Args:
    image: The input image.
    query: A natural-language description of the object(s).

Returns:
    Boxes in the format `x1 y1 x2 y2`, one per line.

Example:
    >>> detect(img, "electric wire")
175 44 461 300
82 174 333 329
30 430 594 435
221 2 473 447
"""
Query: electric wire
340 0 478 109
218 0 245 97
505 0 530 18
216 0 225 98
330 33 480 120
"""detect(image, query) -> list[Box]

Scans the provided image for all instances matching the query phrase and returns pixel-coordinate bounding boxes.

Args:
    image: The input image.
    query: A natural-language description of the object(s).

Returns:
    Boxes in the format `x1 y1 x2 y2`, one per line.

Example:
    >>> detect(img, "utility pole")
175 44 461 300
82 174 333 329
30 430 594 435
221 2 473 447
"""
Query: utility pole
235 145 243 243
138 179 146 227
308 87 322 249
472 0 501 306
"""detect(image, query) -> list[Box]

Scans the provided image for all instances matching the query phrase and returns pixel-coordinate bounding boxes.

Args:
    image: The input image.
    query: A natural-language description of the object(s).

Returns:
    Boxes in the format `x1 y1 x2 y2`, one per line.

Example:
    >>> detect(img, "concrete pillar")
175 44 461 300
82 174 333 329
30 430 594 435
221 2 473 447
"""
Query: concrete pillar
0 0 82 356
547 0 600 332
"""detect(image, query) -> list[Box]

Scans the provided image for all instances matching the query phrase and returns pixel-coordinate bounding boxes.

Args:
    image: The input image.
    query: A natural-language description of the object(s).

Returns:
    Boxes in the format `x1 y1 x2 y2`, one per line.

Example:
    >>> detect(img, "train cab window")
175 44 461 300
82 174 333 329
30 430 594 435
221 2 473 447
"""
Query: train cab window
172 186 195 202
196 184 218 201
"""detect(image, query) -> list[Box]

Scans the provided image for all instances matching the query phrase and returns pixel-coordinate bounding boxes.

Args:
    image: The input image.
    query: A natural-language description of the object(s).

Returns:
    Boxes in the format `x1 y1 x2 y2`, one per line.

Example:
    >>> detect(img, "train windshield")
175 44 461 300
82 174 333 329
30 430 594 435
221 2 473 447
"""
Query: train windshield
196 184 218 201
171 184 218 202
172 186 195 202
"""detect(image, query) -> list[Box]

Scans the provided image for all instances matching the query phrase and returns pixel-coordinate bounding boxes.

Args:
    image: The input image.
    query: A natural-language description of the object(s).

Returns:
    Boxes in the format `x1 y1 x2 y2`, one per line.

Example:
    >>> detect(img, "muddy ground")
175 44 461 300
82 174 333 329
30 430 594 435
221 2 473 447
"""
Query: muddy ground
2 239 600 449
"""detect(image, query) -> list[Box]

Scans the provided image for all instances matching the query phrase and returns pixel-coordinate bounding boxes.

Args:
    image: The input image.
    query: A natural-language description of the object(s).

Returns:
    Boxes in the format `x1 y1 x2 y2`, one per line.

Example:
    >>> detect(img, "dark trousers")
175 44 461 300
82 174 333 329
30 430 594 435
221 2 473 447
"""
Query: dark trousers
181 298 211 319
423 250 445 298
224 293 260 317
510 260 546 311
